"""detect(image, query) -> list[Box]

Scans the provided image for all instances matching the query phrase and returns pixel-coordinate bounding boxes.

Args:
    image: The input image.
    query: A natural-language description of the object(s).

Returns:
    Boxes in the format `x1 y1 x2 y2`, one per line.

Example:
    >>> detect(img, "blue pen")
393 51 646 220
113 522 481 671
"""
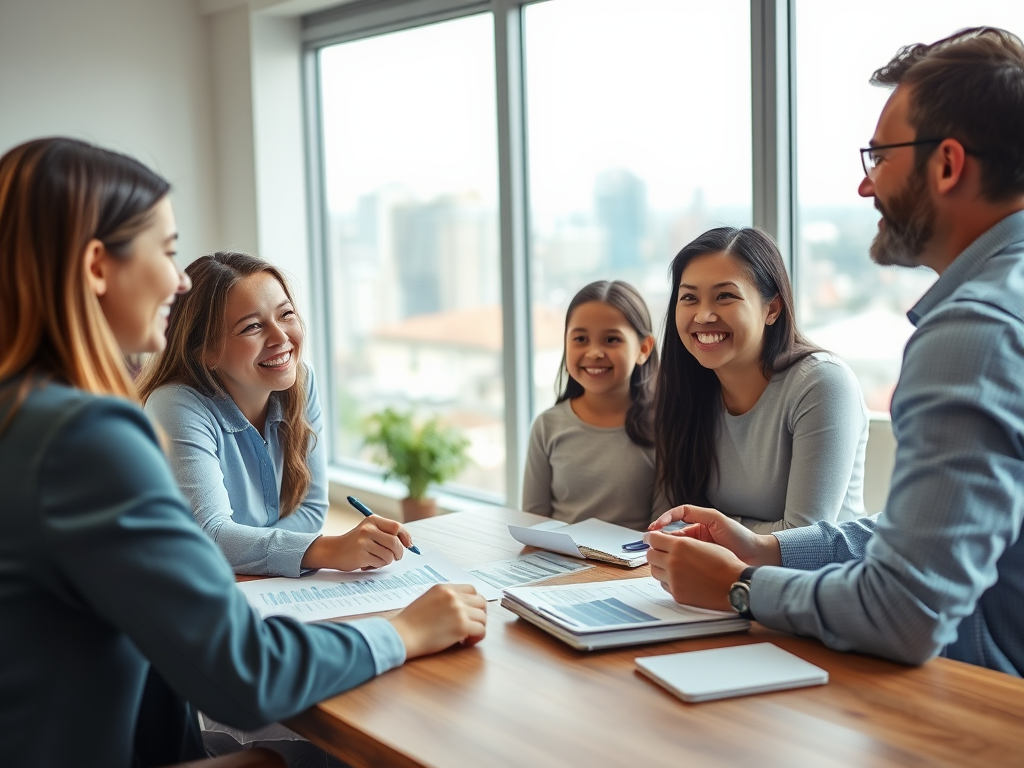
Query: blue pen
625 521 693 550
622 540 650 552
347 495 422 554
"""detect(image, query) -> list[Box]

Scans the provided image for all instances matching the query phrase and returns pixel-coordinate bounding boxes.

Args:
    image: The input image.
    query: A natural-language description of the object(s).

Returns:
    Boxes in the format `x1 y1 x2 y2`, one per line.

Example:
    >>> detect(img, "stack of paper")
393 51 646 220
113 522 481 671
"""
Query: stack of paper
501 577 749 650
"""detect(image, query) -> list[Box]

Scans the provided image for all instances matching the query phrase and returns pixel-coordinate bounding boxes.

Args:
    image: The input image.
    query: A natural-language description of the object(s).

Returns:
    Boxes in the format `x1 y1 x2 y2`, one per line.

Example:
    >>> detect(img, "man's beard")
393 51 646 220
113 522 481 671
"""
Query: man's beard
869 166 935 268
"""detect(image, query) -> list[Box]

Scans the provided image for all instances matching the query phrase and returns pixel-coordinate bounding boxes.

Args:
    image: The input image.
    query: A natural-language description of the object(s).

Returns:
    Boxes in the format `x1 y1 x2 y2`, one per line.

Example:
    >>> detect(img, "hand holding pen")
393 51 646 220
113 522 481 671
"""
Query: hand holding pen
348 496 422 555
299 496 419 571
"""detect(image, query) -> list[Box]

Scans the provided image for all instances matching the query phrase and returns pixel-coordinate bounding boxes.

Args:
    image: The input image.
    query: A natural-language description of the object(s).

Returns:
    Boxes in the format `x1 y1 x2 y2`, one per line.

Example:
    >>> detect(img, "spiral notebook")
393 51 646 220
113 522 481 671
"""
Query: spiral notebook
507 518 649 567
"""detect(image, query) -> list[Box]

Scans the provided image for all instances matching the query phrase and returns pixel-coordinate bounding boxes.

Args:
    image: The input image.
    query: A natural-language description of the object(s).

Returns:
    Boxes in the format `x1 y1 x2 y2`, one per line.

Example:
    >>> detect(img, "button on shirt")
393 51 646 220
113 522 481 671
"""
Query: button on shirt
145 367 329 578
750 210 1024 676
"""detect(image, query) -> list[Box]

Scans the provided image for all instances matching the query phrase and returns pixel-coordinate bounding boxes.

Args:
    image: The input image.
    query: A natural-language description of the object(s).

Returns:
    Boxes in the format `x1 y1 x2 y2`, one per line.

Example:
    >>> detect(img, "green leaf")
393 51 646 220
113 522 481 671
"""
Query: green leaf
362 407 471 500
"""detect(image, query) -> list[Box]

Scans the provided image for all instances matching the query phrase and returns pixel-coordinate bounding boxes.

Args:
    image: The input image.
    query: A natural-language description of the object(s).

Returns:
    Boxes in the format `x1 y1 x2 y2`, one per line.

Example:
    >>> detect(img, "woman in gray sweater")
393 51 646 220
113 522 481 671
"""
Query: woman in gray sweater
653 227 868 533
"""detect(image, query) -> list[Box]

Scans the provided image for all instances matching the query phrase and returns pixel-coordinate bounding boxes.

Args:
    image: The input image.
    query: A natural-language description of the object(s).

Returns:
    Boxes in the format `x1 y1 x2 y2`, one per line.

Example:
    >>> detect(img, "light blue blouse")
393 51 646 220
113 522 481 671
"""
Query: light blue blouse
145 366 328 577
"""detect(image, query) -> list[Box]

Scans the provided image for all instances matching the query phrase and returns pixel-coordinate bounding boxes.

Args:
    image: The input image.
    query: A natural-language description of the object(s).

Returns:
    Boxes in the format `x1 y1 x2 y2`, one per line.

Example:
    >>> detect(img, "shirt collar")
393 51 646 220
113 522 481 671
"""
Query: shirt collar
907 209 1024 327
208 390 285 434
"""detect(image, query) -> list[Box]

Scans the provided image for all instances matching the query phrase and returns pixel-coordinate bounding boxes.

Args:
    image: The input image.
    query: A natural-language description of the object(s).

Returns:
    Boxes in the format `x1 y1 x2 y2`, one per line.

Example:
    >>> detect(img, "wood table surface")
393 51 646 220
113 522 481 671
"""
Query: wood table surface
284 508 1024 768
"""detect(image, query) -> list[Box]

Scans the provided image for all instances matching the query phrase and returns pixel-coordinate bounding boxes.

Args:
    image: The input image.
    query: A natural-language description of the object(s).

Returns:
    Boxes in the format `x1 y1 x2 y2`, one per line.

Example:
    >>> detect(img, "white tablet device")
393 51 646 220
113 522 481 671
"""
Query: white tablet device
635 642 829 703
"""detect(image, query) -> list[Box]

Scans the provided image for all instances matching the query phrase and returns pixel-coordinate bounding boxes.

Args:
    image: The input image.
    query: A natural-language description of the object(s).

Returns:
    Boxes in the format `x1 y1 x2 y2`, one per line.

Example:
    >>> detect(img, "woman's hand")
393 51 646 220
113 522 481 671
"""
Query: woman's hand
648 504 781 566
643 504 783 612
301 515 414 571
389 584 488 659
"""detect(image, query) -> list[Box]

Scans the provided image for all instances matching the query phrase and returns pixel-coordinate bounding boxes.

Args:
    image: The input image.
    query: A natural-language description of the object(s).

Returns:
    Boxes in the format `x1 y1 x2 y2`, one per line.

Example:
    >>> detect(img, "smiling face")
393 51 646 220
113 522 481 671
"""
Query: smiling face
212 271 304 421
565 300 653 400
95 197 189 354
675 251 779 378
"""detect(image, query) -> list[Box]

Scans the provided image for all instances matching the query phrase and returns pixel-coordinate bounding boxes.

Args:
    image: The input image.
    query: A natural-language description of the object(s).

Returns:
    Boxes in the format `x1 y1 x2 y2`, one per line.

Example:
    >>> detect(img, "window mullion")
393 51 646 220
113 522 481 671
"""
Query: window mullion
493 0 532 508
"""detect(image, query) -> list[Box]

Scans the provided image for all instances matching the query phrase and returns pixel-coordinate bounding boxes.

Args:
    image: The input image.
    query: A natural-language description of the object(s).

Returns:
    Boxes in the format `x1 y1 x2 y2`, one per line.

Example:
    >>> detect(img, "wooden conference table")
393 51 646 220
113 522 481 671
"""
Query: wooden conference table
284 508 1024 768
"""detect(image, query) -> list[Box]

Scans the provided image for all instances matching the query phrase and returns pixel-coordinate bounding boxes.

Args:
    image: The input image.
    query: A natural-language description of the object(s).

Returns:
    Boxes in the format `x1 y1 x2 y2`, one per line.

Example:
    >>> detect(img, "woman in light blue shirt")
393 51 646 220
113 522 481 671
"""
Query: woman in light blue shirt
140 251 412 577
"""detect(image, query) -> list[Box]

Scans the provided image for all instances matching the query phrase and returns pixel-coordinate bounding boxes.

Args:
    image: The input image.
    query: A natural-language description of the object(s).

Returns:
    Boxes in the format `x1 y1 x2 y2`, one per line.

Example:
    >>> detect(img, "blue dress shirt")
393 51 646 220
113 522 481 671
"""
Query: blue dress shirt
751 210 1024 676
145 366 328 577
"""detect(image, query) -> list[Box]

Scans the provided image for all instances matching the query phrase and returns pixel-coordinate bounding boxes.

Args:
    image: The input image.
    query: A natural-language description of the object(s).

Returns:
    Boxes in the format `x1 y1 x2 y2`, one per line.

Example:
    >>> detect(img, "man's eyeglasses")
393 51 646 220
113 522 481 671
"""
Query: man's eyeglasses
860 139 983 179
859 139 942 179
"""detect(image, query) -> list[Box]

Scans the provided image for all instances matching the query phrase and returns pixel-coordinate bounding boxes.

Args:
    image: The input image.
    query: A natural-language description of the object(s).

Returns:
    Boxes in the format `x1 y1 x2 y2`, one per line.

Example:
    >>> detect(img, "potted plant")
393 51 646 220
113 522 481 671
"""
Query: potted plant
362 407 471 522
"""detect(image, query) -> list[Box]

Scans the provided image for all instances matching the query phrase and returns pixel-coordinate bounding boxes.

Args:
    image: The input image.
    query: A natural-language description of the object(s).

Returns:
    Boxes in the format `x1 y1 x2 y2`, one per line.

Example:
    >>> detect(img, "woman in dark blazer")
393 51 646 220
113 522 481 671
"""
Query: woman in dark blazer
0 137 487 768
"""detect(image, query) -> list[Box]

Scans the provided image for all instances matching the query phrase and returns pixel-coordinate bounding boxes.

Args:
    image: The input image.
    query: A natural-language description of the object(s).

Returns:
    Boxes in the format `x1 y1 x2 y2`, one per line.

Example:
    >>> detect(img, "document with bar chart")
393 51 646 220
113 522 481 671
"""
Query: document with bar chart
501 577 749 650
237 550 500 622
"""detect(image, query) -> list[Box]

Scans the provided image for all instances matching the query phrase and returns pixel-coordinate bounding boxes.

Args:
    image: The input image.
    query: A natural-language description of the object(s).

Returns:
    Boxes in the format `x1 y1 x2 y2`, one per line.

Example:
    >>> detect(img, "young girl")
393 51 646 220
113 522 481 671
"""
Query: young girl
653 226 867 533
0 137 485 767
522 280 668 530
140 252 410 578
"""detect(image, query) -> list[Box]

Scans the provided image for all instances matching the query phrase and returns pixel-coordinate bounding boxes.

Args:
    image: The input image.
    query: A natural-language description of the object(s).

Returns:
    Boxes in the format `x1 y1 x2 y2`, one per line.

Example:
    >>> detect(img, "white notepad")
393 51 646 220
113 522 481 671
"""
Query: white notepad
635 643 828 702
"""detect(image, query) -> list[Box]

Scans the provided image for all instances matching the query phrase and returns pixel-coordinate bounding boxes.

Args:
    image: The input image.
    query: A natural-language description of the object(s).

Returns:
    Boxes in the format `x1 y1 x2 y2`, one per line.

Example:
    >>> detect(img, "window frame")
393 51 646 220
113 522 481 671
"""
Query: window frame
301 0 793 508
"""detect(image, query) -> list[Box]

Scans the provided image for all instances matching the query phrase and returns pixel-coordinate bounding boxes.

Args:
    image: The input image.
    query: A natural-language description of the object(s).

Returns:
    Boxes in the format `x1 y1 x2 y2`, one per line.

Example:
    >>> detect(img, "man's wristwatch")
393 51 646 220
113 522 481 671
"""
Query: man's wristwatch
728 566 759 620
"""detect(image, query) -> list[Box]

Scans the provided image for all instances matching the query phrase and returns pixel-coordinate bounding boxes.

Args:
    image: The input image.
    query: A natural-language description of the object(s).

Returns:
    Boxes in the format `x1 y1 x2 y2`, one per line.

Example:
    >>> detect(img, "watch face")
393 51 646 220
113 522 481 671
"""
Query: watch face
728 582 750 615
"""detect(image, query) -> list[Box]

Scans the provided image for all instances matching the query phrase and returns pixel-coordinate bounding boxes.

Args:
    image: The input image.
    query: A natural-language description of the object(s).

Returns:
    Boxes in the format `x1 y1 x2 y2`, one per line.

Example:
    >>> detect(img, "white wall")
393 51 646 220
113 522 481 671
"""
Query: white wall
0 0 220 264
0 0 320 308
864 417 896 515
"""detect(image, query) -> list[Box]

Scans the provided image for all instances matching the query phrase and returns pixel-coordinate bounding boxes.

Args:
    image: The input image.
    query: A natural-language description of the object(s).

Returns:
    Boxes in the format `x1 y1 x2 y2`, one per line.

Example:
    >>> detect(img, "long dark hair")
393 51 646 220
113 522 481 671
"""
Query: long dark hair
654 227 821 506
555 280 659 447
138 252 315 516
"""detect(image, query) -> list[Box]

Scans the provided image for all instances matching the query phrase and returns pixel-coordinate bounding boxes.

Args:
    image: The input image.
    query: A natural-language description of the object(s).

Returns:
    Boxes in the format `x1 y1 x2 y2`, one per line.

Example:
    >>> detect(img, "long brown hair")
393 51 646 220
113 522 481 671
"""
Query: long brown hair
655 227 822 507
138 252 316 516
0 137 170 418
554 280 659 447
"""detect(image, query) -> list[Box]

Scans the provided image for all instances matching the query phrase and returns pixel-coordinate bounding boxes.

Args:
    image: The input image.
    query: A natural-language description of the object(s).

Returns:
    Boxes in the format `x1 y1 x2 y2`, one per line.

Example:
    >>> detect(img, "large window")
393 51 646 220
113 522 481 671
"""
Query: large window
317 15 505 495
307 0 1024 505
795 1 1024 412
523 0 752 415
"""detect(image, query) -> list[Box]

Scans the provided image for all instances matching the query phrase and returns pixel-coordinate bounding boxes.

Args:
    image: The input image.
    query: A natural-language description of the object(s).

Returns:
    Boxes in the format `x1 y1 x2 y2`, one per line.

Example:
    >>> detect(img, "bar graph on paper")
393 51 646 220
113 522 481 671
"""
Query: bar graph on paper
236 550 500 622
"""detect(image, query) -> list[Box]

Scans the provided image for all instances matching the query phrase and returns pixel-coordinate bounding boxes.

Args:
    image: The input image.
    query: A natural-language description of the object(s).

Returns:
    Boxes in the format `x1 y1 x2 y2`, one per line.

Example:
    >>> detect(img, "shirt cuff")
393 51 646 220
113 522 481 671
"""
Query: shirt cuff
347 617 407 675
267 530 321 577
773 523 832 571
748 565 798 629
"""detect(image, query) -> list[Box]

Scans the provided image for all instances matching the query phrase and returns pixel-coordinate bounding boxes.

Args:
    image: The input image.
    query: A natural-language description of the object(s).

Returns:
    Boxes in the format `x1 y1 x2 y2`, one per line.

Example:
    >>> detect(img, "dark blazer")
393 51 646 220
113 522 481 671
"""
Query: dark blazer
0 380 378 767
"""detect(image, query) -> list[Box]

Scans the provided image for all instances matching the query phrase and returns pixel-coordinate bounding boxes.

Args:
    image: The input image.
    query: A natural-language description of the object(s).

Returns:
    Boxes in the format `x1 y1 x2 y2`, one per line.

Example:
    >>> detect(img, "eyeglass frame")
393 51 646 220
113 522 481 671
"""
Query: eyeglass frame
859 138 983 179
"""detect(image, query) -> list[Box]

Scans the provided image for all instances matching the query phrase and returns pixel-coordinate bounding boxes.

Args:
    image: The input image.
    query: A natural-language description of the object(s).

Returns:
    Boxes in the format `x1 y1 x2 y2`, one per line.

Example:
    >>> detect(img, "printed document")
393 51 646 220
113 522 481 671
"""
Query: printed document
238 549 500 622
467 552 593 589
501 577 749 650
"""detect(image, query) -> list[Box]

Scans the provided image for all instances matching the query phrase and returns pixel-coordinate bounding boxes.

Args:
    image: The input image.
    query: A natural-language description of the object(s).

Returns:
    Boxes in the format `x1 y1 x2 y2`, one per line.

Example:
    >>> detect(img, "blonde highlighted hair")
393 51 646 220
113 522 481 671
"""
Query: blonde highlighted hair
138 252 316 517
0 137 170 416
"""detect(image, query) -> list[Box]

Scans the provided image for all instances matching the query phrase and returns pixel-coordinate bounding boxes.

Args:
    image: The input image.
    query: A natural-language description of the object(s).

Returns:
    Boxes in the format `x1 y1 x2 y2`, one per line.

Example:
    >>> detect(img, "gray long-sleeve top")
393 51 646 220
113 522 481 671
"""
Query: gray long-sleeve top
707 352 868 532
522 399 671 530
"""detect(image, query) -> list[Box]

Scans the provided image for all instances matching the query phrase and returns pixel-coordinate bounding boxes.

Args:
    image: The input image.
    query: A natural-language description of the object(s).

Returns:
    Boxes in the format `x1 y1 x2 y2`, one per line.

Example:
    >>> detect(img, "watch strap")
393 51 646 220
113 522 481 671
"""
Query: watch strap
738 565 759 584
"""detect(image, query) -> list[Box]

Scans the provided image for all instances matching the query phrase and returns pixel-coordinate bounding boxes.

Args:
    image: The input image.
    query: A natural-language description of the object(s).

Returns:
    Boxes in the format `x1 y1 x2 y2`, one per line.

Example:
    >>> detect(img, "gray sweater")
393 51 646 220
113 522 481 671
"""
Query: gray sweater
708 352 868 533
522 399 670 530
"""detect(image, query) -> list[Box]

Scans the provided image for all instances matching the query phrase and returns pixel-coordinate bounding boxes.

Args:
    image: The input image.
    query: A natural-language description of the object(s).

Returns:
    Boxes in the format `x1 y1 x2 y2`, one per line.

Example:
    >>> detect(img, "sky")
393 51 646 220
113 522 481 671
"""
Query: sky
319 0 1024 215
796 0 1024 208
